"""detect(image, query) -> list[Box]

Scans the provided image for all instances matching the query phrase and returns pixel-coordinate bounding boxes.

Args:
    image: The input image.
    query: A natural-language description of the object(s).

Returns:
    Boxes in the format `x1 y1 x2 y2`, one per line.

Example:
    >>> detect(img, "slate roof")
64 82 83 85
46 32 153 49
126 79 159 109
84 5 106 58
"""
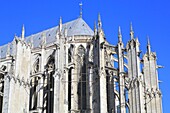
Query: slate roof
0 18 94 59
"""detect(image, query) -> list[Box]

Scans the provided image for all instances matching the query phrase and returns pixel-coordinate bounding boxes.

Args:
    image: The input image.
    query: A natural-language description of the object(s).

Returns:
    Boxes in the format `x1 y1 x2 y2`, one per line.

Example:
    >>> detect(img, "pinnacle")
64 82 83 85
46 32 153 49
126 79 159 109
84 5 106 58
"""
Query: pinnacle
130 22 134 40
147 36 150 46
118 26 121 35
98 13 102 29
21 24 25 40
130 22 133 32
118 26 122 42
59 16 62 24
147 36 151 54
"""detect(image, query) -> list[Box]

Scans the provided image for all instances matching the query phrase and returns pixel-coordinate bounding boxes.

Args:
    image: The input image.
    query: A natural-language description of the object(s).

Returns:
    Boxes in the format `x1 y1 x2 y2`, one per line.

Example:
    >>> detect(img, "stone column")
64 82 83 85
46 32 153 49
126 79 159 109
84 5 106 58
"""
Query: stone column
86 66 93 113
39 42 45 112
53 70 61 113
38 75 43 112
118 41 126 113
64 69 69 113
71 68 78 113
108 71 115 113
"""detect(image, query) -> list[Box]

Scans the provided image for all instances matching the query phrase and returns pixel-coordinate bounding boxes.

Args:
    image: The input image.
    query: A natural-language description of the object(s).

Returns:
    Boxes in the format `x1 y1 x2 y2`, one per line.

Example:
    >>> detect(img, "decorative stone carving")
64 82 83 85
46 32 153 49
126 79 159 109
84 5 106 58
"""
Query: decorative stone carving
53 69 62 79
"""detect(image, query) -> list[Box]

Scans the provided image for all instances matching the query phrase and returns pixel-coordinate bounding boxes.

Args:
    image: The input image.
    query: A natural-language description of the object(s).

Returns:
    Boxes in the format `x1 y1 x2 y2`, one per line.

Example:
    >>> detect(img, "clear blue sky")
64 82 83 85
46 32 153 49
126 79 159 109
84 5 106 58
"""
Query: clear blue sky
0 0 169 112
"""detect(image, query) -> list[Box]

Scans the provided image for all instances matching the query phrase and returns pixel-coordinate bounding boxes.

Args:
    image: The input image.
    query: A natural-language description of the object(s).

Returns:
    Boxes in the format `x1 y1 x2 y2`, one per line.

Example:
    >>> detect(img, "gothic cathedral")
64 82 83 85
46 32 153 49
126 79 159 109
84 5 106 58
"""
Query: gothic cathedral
0 14 163 113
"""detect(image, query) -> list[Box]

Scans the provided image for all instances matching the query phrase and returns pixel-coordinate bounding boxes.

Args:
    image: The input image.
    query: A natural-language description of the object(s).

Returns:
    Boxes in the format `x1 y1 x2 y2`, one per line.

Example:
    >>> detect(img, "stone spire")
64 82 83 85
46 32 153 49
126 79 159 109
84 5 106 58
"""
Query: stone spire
98 13 102 30
117 25 126 113
21 24 25 40
79 2 83 18
118 26 122 42
147 36 151 55
130 22 134 40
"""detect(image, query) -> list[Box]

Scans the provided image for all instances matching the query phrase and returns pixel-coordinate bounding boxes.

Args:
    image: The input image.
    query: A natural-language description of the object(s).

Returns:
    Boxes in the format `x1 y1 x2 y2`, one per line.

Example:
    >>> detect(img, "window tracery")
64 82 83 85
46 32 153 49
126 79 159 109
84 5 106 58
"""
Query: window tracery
77 45 86 110
68 44 74 63
33 58 40 73
46 56 55 71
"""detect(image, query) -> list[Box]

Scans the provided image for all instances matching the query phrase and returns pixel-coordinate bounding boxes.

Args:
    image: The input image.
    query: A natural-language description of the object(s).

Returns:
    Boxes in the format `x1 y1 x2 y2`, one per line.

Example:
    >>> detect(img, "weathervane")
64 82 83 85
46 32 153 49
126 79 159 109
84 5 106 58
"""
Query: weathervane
79 2 83 18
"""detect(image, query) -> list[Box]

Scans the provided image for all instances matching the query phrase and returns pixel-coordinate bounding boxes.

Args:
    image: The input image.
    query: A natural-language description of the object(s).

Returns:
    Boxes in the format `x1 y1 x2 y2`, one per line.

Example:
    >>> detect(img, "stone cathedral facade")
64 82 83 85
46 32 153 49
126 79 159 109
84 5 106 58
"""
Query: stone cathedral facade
0 15 163 113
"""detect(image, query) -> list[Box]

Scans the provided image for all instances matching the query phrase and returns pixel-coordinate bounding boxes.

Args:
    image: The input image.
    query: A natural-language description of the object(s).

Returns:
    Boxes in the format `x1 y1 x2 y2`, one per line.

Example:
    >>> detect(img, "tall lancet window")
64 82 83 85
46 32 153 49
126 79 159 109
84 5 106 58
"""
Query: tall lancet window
29 58 40 111
77 45 86 111
68 44 74 63
29 77 39 111
43 55 55 113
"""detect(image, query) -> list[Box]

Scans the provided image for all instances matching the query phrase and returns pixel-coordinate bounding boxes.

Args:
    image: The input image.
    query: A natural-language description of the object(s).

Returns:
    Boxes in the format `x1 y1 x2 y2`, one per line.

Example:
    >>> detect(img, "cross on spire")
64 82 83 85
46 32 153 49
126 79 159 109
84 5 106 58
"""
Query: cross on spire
79 2 83 18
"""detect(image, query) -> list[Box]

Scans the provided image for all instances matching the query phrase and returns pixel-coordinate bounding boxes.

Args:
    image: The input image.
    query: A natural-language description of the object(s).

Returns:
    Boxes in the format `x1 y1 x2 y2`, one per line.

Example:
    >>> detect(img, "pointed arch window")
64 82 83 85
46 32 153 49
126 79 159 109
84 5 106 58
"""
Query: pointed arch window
43 55 55 113
77 45 87 110
68 44 74 63
29 77 39 111
46 56 55 71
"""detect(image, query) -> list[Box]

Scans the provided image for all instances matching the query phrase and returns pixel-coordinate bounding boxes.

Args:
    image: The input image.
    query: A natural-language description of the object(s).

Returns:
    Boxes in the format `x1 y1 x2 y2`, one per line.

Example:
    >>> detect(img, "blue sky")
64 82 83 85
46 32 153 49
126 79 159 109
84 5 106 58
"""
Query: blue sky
0 0 169 112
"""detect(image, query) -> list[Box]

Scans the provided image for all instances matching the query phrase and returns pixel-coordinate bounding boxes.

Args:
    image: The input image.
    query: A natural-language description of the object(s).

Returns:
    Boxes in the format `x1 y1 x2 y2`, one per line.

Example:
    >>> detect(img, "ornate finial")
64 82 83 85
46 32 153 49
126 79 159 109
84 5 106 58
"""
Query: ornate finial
98 13 102 29
21 24 25 40
79 2 83 18
59 17 62 33
147 36 151 54
130 22 134 40
60 16 62 25
130 22 133 32
147 36 150 46
118 26 121 35
118 26 122 42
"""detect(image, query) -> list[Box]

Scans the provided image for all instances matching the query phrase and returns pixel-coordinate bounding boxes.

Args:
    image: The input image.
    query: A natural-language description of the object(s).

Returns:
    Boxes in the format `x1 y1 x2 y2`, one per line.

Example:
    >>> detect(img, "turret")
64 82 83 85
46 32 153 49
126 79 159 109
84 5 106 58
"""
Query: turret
143 37 162 113
126 24 145 113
